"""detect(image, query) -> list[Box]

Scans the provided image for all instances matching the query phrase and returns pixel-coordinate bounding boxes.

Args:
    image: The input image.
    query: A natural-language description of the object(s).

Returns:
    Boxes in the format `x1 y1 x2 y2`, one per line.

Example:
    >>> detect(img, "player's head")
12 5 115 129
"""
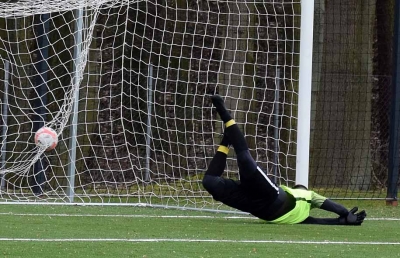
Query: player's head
293 184 308 190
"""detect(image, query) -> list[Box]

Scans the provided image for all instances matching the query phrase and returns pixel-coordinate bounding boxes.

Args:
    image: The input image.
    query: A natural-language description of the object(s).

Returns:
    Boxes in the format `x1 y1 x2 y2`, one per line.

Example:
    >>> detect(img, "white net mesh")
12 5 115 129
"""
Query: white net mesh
0 0 301 209
0 0 120 17
0 3 100 176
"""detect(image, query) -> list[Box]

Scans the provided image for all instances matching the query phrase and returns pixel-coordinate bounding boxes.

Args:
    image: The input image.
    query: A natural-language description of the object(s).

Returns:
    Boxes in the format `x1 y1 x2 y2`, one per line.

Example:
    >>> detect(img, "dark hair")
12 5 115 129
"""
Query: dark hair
293 184 308 190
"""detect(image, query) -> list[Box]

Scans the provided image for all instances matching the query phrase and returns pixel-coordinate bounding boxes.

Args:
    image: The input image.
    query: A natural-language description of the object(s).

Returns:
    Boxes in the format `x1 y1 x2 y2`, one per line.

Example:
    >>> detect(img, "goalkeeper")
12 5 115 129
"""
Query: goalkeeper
202 95 367 225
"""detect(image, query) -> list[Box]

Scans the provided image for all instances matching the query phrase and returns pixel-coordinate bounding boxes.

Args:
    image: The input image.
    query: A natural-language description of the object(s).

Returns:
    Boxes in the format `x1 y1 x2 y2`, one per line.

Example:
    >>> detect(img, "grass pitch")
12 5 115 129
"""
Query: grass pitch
0 201 399 258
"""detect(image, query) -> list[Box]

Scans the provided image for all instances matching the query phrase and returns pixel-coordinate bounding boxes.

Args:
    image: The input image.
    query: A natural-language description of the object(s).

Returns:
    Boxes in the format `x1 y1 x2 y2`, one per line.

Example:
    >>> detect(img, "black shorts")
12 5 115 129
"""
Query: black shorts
236 150 280 200
203 150 281 216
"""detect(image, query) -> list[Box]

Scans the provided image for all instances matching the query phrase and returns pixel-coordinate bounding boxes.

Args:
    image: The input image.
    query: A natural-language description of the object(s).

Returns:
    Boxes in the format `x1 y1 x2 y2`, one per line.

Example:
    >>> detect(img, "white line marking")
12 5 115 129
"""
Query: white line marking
0 213 398 221
0 213 253 219
0 238 399 245
366 218 400 221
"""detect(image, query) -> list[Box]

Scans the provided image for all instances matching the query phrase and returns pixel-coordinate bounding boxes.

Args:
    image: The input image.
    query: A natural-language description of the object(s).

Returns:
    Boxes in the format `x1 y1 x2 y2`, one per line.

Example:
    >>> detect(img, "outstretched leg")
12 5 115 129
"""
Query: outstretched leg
211 95 248 155
205 134 230 177
211 95 279 198
202 134 233 199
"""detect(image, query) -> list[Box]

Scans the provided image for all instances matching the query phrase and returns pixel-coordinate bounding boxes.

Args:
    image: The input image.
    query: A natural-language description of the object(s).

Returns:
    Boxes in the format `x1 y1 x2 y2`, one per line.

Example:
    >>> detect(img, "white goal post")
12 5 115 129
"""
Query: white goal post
0 0 313 210
296 0 314 188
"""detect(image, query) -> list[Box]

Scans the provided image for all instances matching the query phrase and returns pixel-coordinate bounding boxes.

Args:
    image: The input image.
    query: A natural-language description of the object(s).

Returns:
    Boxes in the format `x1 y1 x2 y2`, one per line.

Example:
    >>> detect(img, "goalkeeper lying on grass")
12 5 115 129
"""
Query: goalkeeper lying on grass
202 95 367 225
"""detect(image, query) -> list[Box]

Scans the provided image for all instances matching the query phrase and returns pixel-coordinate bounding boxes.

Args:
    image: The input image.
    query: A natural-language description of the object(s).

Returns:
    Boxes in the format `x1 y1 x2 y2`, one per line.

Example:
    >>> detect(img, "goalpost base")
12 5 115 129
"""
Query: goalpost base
385 200 398 207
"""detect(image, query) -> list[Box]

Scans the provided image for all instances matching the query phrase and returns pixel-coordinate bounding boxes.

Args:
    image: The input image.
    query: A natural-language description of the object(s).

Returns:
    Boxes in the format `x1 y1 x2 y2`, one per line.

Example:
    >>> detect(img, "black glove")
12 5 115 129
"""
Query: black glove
355 209 367 225
339 207 367 225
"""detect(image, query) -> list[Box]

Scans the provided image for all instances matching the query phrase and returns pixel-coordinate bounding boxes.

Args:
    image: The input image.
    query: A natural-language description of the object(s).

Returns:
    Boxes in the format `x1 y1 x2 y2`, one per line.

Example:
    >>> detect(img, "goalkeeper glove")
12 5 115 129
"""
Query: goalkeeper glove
338 207 367 226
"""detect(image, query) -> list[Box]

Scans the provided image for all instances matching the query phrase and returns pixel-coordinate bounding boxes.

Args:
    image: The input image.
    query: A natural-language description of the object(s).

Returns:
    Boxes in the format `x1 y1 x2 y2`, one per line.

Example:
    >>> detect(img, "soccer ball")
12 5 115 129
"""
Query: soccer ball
34 127 58 151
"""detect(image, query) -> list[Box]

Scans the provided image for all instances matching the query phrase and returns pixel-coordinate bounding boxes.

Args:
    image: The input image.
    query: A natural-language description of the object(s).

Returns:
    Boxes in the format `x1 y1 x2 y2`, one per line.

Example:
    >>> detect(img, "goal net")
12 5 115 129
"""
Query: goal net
0 0 303 209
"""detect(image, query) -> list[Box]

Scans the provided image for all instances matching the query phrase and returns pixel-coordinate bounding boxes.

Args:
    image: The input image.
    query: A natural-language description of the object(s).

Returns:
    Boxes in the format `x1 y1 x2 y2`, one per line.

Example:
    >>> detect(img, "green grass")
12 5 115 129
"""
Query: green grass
0 201 399 258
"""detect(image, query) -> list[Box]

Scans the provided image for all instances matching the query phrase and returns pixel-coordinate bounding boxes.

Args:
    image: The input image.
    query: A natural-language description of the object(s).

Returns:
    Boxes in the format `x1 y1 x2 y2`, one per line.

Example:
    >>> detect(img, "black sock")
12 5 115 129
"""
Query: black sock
211 95 247 154
211 95 232 123
220 133 230 147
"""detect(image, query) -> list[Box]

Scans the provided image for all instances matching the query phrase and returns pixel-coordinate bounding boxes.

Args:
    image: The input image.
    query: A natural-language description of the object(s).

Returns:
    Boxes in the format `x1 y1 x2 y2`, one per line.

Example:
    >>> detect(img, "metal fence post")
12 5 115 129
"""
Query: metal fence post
387 0 400 206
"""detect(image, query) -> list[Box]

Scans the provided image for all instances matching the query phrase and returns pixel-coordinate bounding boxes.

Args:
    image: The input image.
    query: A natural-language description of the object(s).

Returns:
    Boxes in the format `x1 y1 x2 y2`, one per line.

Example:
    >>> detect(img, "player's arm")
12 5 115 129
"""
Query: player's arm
300 216 343 225
301 192 347 225
301 207 367 226
306 191 367 225
310 191 348 217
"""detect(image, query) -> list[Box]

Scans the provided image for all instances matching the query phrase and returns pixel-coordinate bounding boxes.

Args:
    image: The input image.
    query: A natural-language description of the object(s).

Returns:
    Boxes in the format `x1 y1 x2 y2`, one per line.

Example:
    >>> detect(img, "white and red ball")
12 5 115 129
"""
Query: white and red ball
34 127 58 151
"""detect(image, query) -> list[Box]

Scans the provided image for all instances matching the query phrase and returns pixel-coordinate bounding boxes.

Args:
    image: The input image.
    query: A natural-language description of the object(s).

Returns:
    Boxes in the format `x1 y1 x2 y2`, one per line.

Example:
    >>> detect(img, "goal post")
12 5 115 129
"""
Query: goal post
67 7 84 203
0 0 312 210
296 0 315 188
0 0 312 209
0 59 9 190
1 0 389 206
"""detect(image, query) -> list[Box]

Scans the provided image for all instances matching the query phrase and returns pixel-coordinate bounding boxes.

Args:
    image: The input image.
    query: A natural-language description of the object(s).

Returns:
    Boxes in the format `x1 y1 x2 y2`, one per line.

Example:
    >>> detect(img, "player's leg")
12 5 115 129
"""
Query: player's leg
202 134 231 199
211 95 248 155
205 134 230 177
211 94 279 198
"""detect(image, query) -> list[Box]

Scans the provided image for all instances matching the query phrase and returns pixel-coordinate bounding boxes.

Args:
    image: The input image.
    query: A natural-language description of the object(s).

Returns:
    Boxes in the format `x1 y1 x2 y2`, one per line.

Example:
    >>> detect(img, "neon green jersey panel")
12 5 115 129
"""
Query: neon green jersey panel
270 185 312 224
